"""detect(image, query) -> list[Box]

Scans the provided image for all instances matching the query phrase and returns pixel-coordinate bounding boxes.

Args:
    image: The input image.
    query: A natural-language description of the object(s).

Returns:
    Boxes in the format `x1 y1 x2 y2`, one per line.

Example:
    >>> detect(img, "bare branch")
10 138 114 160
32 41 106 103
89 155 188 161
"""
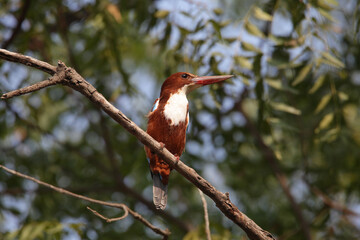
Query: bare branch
1 103 191 232
0 48 56 75
0 49 275 240
198 189 211 240
305 179 360 217
87 206 129 223
98 115 191 231
1 69 65 99
0 164 170 238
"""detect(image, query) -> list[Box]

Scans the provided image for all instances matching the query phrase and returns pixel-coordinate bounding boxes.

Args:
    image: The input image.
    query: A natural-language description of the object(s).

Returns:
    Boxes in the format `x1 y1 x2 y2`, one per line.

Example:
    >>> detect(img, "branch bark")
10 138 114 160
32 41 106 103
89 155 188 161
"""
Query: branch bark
0 164 170 238
1 102 191 232
198 189 211 240
0 48 275 240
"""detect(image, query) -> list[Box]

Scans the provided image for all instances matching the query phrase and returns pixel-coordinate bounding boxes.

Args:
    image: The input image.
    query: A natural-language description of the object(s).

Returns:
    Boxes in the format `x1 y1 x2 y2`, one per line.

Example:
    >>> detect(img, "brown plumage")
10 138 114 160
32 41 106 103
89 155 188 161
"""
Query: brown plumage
145 100 188 185
145 72 233 210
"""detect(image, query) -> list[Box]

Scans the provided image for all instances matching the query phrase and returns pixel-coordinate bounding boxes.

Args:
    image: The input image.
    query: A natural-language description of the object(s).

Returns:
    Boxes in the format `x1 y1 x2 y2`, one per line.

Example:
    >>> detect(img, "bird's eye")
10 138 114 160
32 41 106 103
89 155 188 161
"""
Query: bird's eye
181 73 188 79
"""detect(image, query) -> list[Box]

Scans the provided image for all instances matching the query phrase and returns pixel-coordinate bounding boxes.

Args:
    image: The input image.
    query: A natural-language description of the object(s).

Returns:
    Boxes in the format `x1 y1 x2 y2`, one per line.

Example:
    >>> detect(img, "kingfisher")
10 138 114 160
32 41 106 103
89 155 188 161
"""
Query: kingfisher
145 72 233 210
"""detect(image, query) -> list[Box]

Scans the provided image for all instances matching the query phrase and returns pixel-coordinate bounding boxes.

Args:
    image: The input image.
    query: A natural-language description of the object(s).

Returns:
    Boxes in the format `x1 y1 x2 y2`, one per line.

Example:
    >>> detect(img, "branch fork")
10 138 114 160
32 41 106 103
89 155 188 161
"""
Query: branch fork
0 48 275 240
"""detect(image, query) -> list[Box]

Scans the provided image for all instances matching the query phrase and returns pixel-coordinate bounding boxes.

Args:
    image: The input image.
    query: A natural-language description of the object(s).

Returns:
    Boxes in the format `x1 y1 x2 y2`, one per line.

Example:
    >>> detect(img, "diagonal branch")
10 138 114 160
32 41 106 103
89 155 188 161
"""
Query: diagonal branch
1 102 190 232
304 179 360 217
0 164 170 238
0 48 275 240
99 114 191 231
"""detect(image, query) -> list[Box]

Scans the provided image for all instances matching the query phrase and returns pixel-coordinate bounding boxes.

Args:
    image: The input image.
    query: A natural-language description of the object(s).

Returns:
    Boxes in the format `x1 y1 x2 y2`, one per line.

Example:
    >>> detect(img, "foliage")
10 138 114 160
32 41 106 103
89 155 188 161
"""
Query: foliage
1 0 360 239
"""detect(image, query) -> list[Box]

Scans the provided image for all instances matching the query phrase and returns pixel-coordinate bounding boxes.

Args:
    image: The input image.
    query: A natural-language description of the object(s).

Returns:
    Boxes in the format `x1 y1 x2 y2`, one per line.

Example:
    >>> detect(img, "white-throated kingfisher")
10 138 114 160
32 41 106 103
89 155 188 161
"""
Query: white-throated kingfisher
145 72 233 210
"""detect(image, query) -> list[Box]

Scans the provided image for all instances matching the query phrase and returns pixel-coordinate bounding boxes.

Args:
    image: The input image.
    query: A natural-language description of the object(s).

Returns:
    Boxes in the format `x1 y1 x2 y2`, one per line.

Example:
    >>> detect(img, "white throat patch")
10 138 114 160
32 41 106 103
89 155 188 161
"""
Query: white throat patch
163 87 188 126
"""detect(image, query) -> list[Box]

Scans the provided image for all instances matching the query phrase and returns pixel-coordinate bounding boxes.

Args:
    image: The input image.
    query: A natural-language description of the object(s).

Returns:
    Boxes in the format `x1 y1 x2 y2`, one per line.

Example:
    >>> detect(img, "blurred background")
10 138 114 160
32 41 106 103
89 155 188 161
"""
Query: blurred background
1 0 360 239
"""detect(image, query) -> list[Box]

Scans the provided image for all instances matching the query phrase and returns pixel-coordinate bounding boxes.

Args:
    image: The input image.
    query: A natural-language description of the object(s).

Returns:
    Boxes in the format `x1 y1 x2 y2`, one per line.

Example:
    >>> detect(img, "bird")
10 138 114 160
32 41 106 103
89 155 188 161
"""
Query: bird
145 72 233 210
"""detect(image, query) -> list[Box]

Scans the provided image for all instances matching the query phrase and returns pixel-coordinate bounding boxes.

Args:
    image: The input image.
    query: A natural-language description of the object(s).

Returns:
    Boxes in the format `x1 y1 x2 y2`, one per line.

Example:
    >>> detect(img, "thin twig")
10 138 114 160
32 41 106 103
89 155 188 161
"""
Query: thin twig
0 49 275 240
198 189 211 240
0 164 170 238
87 206 129 223
0 48 56 75
1 102 190 232
304 179 360 216
1 70 64 99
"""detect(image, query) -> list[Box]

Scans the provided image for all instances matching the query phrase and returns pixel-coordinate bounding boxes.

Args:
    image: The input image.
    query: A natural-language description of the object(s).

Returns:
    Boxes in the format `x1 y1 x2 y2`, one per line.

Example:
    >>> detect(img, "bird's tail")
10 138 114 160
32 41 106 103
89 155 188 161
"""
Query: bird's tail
152 174 168 210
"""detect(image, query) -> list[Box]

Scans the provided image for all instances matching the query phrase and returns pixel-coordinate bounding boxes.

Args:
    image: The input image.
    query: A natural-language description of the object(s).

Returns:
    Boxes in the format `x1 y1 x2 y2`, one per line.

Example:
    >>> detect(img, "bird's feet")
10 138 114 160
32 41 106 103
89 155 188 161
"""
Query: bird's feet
159 142 165 150
174 154 180 165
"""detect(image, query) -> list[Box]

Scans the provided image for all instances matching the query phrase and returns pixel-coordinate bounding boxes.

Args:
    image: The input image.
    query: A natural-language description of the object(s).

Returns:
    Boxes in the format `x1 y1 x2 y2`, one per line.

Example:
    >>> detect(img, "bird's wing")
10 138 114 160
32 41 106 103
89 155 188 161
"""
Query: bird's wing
151 98 160 112
186 112 190 133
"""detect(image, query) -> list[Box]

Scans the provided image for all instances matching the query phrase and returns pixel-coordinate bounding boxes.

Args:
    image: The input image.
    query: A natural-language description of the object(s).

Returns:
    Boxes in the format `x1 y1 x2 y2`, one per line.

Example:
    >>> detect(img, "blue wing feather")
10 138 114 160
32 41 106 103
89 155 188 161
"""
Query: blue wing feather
151 98 159 112
186 112 190 133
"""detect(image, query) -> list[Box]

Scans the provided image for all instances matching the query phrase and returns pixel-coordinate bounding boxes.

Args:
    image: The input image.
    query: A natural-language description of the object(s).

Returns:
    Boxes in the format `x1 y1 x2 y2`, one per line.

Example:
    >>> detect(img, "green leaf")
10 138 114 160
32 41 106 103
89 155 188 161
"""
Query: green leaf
292 63 312 86
213 8 223 15
320 52 345 68
5 230 20 240
209 20 222 38
318 0 338 10
154 10 169 18
234 56 253 69
241 77 251 86
219 20 231 27
253 6 273 21
270 101 301 115
19 222 45 240
338 91 349 102
309 75 326 94
267 117 299 131
265 78 298 94
324 0 339 6
244 21 265 38
223 37 238 43
318 8 335 21
315 113 334 133
47 222 64 235
178 26 191 35
241 41 261 53
69 223 85 237
315 93 332 114
265 78 282 90
318 128 339 142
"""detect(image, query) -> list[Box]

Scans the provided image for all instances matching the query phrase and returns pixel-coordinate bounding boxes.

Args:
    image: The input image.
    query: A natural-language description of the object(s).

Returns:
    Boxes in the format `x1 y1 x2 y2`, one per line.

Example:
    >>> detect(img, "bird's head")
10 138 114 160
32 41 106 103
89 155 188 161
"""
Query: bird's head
160 72 233 96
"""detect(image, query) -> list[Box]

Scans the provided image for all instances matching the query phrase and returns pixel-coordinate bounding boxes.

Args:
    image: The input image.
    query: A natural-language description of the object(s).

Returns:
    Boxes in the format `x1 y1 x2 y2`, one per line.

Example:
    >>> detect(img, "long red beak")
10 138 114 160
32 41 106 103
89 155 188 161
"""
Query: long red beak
191 75 233 86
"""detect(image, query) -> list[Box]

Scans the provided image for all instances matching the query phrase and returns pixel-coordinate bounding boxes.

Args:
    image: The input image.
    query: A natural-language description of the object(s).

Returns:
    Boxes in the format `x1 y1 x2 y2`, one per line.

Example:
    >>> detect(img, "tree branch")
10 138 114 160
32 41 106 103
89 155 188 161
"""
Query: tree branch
1 102 191 232
0 164 170 238
87 206 129 223
98 114 191 231
1 72 62 99
304 179 360 217
198 189 211 240
0 49 56 75
0 48 275 240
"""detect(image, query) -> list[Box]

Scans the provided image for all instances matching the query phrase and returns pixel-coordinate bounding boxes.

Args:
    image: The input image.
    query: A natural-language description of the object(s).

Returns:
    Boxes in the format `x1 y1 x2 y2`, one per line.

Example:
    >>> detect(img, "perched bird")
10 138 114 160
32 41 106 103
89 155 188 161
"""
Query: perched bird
145 72 233 210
